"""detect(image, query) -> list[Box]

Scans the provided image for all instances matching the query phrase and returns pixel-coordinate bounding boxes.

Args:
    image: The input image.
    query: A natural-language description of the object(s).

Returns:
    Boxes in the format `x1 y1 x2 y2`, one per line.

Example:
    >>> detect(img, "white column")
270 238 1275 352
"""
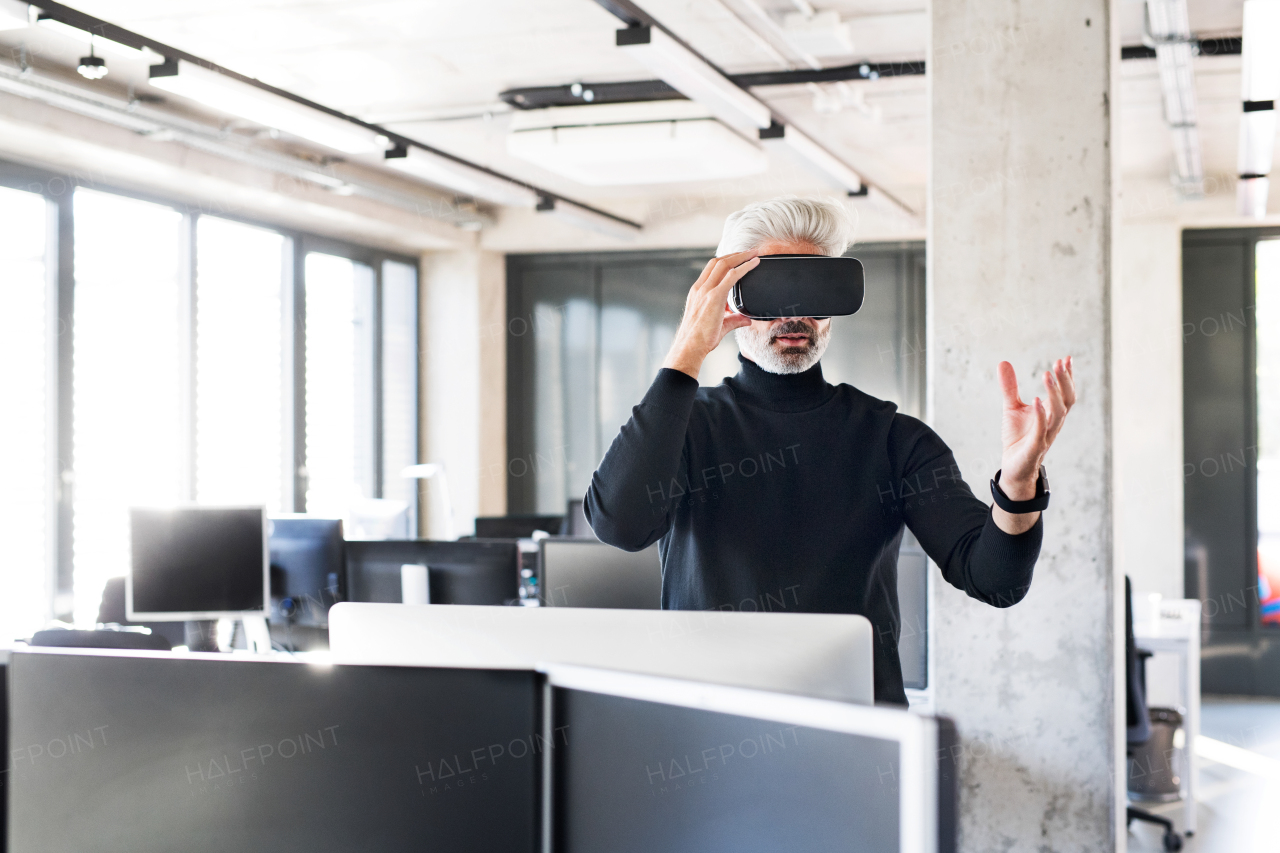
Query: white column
1114 216 1184 600
929 2 1122 850
420 249 507 538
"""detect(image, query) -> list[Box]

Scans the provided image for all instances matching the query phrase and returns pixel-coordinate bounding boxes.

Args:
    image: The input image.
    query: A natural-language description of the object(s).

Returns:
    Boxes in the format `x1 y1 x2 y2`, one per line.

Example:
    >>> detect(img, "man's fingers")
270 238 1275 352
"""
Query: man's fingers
712 255 760 299
698 250 759 293
1033 397 1049 443
1043 368 1066 427
1056 357 1077 408
998 361 1024 409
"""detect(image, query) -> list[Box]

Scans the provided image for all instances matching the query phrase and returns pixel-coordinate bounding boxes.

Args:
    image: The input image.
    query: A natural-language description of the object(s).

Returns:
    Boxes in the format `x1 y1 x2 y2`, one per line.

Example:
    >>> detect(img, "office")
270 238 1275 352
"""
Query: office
0 0 1276 851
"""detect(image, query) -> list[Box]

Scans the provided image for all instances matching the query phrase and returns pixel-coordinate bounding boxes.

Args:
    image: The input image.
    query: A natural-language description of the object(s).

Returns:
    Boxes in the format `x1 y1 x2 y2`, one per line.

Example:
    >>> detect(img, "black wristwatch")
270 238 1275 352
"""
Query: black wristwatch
990 467 1050 513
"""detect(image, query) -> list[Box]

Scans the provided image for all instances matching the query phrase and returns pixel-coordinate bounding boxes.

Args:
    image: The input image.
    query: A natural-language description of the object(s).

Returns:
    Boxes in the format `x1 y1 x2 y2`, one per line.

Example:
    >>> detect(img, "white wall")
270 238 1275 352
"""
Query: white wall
420 249 507 538
1113 215 1185 600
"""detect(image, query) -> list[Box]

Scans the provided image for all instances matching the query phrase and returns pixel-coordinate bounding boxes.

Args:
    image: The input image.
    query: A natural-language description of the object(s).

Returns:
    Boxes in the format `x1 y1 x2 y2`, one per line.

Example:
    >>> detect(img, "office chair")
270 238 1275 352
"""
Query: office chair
1125 576 1183 852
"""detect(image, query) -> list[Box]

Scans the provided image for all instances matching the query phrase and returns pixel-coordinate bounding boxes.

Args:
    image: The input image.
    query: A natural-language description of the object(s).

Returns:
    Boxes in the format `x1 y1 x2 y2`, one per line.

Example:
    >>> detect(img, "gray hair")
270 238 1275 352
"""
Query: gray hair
715 196 854 257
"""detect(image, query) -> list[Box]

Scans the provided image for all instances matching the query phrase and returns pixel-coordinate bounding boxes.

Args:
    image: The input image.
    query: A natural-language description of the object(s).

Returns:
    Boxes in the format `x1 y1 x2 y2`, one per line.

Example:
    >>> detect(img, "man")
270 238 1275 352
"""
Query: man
585 197 1075 704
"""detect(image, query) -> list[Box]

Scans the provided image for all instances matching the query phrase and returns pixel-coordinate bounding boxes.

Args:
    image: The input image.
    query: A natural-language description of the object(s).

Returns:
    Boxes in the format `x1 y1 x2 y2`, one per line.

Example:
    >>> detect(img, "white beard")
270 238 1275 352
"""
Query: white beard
735 320 831 375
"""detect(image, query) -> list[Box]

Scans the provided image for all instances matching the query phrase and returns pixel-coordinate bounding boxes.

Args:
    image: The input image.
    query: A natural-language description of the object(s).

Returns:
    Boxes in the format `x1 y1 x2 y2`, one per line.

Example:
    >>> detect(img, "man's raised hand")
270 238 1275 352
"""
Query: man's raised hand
662 251 759 379
991 358 1075 534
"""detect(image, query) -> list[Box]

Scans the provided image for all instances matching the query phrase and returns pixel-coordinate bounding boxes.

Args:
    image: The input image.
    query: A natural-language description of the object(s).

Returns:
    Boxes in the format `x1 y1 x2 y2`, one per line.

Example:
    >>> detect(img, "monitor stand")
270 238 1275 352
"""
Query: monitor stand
241 615 271 654
184 617 272 654
184 620 219 652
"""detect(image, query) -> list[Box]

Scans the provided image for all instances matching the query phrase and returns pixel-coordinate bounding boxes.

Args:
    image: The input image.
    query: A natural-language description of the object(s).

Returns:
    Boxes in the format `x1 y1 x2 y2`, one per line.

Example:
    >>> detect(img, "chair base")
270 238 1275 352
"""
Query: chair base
1126 806 1183 851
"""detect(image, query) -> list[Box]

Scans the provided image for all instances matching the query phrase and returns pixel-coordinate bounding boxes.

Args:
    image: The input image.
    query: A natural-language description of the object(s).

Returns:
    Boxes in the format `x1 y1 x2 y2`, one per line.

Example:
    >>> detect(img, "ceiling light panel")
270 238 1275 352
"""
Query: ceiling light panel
384 147 538 207
149 60 389 154
1238 0 1280 216
1242 0 1280 103
616 26 772 133
0 0 27 30
781 10 855 59
1239 107 1278 177
508 118 767 185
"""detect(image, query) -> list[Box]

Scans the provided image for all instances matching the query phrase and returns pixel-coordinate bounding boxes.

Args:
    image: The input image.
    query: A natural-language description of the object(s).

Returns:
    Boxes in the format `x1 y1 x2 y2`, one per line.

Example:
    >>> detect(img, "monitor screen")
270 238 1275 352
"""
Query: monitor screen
552 689 900 853
269 516 345 627
6 651 540 853
345 540 519 605
129 506 268 620
539 540 661 609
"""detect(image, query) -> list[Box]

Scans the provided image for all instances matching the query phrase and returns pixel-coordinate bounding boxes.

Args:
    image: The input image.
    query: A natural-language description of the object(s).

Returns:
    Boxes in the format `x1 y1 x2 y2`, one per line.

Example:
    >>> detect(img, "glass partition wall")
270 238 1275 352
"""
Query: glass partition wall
506 244 930 691
0 160 419 634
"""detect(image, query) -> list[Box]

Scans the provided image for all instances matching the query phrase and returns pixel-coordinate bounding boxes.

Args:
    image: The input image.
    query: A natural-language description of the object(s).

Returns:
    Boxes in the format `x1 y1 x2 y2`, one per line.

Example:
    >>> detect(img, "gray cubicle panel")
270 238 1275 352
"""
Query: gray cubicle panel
538 538 662 609
543 664 957 853
6 649 539 853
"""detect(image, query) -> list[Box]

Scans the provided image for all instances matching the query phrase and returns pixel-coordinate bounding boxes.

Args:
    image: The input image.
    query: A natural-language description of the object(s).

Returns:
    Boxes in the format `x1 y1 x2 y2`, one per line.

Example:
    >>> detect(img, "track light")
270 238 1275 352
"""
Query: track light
384 145 539 208
148 59 390 154
536 196 641 240
616 26 772 133
77 44 108 80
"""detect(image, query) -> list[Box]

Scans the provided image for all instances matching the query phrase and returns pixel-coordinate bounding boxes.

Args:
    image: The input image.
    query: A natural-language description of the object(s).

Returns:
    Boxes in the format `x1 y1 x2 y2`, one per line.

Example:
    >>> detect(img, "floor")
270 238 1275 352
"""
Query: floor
1128 697 1280 852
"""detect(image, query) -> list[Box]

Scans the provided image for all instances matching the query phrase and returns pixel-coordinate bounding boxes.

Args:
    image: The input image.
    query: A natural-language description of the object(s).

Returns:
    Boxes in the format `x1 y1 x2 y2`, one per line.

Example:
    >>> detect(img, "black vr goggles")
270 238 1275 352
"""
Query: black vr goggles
729 255 865 320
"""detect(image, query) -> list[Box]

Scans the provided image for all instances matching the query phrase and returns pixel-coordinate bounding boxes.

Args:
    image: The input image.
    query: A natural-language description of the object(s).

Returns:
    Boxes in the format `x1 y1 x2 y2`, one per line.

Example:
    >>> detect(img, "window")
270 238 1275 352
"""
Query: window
71 189 184 626
1257 239 1280 625
381 260 420 515
0 159 419 630
303 253 376 520
195 216 287 510
0 186 52 641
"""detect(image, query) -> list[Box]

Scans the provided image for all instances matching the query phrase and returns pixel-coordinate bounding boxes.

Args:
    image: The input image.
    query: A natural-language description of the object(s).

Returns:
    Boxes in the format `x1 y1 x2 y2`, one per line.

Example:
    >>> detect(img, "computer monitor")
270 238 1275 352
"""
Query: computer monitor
345 539 519 606
127 506 269 622
563 498 593 537
474 514 564 539
542 664 957 853
5 648 539 853
329 603 874 704
268 516 345 628
539 539 661 609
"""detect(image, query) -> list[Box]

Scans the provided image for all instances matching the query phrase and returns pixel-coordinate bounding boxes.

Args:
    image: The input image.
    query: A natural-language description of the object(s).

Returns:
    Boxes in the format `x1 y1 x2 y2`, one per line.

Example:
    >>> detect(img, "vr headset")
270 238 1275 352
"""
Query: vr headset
728 255 865 320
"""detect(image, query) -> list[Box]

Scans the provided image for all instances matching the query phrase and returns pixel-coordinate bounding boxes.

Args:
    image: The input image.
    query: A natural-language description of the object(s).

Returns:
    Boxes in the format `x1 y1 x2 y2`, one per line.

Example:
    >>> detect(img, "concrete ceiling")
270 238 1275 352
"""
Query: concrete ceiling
3 0 1263 223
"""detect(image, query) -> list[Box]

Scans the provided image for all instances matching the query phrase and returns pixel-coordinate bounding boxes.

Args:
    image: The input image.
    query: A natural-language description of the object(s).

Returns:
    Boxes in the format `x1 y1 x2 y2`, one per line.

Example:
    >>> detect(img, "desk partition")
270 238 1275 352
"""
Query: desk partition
5 649 955 852
6 650 539 853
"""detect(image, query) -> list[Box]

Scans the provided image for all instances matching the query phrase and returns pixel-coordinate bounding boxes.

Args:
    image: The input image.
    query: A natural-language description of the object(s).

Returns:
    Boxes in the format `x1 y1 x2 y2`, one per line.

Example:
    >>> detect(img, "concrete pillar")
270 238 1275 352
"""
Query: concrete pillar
1114 216 1184 600
928 2 1121 851
420 249 507 538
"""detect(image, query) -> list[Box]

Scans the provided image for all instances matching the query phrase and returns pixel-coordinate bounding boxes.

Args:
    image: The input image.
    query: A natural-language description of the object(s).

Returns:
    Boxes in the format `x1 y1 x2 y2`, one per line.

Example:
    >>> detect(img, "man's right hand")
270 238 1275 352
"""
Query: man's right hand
662 250 760 379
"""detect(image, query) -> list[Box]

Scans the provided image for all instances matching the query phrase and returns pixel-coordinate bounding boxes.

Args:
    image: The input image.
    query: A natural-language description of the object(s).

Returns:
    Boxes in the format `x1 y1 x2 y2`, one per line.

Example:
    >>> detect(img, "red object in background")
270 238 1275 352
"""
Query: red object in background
1261 546 1280 625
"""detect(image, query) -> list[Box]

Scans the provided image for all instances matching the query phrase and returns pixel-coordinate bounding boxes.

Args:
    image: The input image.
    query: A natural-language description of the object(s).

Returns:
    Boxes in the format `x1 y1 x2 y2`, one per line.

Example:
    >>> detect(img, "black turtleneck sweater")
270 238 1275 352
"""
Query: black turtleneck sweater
584 355 1042 705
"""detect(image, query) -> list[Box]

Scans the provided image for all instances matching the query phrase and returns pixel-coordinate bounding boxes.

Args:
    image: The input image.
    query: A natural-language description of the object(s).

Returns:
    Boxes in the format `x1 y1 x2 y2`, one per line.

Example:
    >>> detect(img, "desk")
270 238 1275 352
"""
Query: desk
1134 598 1202 836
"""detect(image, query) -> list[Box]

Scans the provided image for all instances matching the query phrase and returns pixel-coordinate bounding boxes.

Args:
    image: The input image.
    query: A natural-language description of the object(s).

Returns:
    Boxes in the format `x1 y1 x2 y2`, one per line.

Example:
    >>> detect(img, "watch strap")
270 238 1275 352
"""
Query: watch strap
990 467 1050 513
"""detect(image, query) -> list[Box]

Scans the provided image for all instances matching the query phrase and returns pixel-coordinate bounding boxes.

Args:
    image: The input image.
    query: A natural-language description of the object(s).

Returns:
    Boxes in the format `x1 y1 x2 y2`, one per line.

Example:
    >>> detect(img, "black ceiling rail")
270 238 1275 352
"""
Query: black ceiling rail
1120 35 1242 60
504 31 1239 112
500 61 926 111
33 0 642 229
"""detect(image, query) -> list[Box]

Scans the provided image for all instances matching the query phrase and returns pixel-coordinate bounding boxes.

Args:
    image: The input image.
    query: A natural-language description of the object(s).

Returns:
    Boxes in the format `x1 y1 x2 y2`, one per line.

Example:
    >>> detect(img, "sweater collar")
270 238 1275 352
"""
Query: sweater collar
726 353 834 412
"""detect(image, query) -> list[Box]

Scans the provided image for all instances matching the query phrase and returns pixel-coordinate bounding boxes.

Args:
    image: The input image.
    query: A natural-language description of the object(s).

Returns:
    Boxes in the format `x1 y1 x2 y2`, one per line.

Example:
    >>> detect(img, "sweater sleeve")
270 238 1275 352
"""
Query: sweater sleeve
584 368 700 551
889 416 1041 608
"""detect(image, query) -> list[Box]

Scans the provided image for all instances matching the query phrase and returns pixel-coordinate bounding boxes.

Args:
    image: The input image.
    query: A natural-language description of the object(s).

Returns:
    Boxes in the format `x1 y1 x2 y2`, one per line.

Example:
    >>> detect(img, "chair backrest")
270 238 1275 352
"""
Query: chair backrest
1125 575 1152 746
